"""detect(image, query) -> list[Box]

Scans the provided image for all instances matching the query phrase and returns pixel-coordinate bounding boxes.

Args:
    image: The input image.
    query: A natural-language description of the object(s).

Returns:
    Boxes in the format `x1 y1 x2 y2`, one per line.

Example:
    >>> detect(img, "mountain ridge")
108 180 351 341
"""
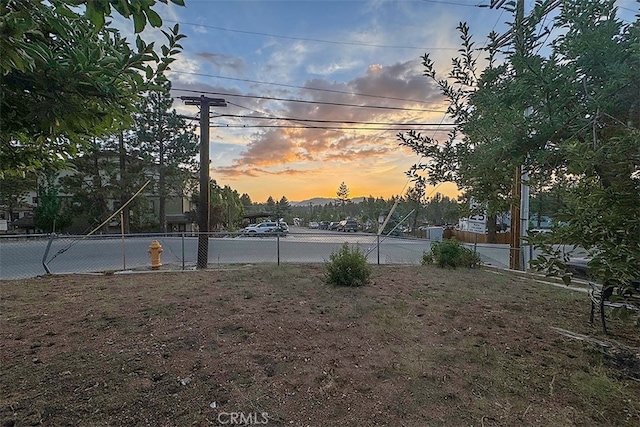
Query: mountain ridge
291 197 367 206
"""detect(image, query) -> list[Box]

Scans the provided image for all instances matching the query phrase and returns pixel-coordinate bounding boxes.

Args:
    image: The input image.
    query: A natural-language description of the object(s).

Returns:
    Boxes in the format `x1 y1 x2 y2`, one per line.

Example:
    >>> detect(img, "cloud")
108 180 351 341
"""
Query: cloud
193 25 209 35
261 42 312 83
306 59 362 76
211 59 447 178
351 61 440 104
196 52 246 74
213 164 322 179
165 55 202 85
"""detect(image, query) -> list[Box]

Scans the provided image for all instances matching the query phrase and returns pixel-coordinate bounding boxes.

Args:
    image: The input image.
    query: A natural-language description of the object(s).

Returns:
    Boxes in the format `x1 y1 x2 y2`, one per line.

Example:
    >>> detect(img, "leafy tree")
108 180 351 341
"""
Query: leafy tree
424 193 459 226
0 173 36 221
58 140 115 232
529 185 566 228
1 0 186 177
33 172 71 232
220 185 244 230
240 193 253 209
199 179 244 230
521 0 639 291
398 20 525 242
57 133 154 233
404 183 425 232
401 0 640 295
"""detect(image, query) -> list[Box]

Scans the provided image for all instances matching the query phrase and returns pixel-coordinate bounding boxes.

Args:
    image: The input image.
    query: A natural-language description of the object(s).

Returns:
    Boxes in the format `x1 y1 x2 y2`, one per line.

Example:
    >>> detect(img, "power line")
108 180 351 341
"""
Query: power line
419 0 488 6
225 100 315 132
209 124 449 131
177 113 452 131
212 113 452 127
166 20 459 51
168 71 438 105
172 88 445 113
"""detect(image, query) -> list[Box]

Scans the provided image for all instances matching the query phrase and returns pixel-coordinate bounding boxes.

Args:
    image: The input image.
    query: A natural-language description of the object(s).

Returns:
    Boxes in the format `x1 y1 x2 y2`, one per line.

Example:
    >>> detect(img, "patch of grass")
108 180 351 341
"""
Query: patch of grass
139 302 178 319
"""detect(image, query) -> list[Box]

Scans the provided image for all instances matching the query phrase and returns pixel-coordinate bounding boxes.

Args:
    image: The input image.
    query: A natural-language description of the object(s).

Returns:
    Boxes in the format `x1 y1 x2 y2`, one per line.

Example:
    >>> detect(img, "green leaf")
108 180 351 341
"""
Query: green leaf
133 11 146 33
55 4 81 19
145 9 163 27
171 0 186 6
86 4 106 30
135 35 145 52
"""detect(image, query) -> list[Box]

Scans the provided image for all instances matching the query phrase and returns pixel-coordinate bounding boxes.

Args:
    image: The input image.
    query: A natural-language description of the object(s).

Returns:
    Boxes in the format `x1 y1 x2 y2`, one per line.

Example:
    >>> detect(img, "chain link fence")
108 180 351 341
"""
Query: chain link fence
1 229 516 280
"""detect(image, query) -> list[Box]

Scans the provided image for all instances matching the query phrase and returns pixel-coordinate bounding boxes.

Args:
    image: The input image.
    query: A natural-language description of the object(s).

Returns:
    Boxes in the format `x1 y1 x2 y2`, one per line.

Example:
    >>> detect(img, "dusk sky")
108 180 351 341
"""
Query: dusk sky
129 0 637 203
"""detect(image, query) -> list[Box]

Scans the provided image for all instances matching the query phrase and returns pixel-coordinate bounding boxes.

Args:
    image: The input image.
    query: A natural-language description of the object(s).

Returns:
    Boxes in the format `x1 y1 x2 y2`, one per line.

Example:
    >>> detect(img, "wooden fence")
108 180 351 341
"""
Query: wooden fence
446 229 511 244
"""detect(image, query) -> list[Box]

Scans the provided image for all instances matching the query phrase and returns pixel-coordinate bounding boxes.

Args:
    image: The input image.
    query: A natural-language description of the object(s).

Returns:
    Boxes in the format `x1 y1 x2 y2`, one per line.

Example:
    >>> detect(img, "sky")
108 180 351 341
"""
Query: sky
129 0 637 204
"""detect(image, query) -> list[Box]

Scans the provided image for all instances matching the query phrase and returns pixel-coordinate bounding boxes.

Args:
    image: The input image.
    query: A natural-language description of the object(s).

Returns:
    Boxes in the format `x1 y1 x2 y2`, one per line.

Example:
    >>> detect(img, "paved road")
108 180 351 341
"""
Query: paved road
1 227 514 280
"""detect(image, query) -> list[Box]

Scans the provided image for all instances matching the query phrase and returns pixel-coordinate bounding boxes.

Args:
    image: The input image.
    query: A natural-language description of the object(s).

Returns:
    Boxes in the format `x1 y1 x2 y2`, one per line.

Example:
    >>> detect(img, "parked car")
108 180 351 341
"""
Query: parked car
337 219 358 232
308 221 319 229
243 221 279 234
319 221 329 230
328 221 340 231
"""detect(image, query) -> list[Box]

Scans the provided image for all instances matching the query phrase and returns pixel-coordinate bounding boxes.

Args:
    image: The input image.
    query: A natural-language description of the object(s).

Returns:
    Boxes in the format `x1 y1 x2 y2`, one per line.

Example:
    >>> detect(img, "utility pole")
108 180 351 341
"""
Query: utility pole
488 0 524 269
180 95 227 269
487 0 560 271
490 0 526 271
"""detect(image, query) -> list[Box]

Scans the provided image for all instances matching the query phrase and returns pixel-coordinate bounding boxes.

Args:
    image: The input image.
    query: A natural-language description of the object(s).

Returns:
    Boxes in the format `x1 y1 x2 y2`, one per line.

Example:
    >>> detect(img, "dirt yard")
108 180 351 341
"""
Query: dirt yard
1 264 639 426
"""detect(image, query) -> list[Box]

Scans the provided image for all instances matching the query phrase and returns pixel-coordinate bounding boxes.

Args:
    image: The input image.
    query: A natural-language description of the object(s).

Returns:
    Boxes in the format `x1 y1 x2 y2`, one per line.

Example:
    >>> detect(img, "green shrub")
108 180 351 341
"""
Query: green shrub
325 242 371 287
421 239 481 269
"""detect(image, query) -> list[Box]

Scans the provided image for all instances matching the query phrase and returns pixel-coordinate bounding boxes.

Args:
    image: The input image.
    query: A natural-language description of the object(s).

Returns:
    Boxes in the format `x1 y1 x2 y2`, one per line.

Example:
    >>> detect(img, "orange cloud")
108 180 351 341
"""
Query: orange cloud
179 60 457 202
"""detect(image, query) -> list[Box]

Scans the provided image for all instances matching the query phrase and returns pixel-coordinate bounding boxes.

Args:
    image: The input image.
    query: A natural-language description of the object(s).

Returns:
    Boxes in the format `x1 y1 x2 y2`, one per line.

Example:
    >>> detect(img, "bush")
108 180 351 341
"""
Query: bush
325 242 371 287
421 239 481 269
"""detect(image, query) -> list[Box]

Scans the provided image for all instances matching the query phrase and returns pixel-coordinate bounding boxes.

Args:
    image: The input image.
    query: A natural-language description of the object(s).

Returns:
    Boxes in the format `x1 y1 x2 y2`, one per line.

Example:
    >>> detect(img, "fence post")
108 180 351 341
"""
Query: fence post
120 216 126 271
277 233 280 265
474 232 478 253
377 234 380 265
182 233 185 271
42 233 56 274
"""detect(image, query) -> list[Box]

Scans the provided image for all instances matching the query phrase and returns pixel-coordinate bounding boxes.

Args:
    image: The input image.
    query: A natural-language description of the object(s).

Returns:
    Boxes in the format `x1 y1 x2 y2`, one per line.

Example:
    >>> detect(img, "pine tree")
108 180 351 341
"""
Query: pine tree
135 76 198 232
336 182 349 209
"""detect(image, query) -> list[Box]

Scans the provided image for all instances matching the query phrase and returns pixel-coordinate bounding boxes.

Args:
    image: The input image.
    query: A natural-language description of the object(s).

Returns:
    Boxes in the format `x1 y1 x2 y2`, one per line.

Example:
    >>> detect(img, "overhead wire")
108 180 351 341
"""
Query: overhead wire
165 20 459 51
211 113 453 127
168 71 440 105
209 124 448 131
166 0 504 205
419 0 487 6
171 88 446 113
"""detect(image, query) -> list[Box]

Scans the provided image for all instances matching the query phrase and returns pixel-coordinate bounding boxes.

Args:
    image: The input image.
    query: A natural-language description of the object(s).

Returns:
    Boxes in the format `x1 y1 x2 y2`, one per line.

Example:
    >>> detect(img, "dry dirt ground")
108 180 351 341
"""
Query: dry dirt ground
1 264 639 427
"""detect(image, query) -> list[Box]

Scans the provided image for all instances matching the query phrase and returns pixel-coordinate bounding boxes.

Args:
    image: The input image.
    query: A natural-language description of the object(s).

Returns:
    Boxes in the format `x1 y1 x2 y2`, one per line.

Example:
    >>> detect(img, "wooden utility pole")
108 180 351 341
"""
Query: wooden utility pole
180 95 227 269
490 0 525 270
509 166 522 270
487 0 559 270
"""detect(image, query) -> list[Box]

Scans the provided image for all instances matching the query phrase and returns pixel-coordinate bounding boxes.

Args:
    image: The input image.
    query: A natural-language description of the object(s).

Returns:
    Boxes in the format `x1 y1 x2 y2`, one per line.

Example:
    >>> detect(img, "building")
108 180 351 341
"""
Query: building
0 168 196 234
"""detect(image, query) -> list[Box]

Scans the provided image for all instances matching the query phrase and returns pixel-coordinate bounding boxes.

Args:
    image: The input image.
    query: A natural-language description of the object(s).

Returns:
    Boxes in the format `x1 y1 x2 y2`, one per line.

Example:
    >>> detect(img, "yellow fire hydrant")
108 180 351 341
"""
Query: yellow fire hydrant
148 240 163 270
